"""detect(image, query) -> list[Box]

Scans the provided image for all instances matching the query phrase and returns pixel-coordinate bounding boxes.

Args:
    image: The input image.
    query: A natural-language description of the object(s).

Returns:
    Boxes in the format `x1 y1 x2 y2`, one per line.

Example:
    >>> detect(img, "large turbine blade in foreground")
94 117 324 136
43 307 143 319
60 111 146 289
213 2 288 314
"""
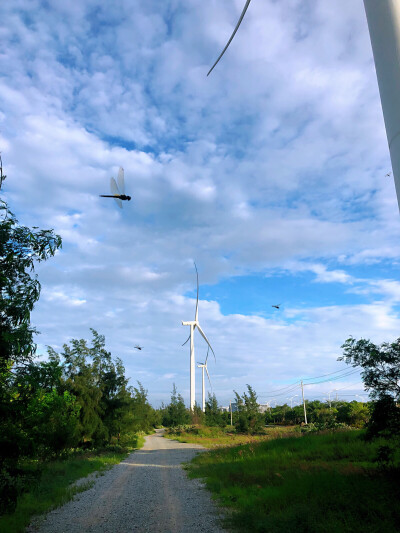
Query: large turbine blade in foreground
207 0 252 76
364 0 400 211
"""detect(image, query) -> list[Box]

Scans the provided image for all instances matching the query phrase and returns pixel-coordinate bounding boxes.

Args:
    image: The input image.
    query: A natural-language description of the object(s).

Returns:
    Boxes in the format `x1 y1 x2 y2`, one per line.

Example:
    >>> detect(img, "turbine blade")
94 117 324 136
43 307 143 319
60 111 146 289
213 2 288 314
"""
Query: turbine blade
194 261 199 322
196 323 216 362
182 334 191 347
204 346 210 364
205 365 212 389
207 0 252 76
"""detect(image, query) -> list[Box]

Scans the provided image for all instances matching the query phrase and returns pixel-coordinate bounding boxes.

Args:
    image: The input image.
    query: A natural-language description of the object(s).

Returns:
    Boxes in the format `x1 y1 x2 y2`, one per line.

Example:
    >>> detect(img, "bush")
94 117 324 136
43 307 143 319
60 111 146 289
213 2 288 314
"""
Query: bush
366 395 400 440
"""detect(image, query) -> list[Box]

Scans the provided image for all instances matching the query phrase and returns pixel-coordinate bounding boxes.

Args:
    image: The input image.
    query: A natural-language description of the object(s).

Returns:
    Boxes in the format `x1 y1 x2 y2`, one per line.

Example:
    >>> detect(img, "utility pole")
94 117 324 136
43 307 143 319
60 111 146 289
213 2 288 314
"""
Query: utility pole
364 0 400 211
301 381 307 425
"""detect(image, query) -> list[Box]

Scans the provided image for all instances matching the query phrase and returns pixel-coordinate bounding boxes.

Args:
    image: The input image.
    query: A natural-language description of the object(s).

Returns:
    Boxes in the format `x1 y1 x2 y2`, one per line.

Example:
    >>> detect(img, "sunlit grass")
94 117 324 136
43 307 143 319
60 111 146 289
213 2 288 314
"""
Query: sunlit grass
187 430 400 532
0 435 145 533
165 425 298 448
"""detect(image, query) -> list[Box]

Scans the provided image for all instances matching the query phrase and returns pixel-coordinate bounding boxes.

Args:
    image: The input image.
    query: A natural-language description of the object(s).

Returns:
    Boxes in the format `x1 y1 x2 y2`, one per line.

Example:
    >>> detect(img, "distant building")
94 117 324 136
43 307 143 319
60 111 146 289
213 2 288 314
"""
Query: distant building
258 404 270 413
220 403 239 413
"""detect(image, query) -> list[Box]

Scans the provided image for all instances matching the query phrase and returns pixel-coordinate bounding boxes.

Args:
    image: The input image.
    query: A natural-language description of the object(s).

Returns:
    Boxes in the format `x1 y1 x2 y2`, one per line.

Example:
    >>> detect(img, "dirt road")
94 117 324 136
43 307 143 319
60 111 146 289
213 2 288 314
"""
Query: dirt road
28 429 226 533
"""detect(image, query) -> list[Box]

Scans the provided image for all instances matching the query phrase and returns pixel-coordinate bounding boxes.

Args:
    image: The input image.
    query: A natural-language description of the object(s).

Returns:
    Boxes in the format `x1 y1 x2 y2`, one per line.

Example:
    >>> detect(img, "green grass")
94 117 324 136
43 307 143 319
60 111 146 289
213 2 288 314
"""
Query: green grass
187 430 400 532
165 425 298 448
0 435 145 533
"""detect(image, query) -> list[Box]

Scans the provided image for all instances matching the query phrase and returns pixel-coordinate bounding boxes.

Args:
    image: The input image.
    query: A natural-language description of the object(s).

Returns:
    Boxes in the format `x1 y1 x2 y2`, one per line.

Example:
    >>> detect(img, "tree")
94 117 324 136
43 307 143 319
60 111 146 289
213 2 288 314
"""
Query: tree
337 401 369 428
339 336 400 438
0 173 62 512
130 382 157 433
163 384 190 427
205 393 224 427
234 385 264 434
0 177 62 370
339 337 400 400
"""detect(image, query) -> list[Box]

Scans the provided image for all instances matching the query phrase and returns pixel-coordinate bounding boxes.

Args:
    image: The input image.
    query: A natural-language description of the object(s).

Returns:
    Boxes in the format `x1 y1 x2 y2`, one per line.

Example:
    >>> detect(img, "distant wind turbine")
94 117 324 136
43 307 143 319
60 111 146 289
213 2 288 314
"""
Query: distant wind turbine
197 347 213 412
182 263 216 411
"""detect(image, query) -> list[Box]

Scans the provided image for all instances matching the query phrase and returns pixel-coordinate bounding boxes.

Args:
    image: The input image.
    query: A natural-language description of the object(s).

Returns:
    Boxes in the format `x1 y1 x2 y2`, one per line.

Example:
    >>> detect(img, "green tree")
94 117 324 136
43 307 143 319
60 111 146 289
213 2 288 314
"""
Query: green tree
0 179 61 370
339 336 400 439
163 384 190 427
339 337 400 400
337 401 369 428
130 382 157 433
190 402 205 425
0 174 62 512
49 330 134 445
234 385 264 434
205 393 224 427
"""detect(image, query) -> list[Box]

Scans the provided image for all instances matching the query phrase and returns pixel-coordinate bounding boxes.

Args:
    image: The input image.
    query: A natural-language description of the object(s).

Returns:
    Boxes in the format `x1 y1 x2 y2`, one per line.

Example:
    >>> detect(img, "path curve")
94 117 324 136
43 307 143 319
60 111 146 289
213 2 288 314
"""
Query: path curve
28 429 226 533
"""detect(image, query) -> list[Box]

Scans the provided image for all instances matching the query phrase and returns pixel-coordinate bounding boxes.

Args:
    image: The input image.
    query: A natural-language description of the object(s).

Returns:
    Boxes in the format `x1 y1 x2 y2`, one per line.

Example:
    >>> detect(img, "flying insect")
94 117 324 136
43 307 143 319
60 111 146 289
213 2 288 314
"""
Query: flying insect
100 167 131 208
134 345 143 351
272 304 281 309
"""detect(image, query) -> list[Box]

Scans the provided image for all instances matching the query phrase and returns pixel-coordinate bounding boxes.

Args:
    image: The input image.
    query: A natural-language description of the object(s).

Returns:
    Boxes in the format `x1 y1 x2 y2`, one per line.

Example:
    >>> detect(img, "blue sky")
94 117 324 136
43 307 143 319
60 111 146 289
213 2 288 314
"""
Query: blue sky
1 0 400 407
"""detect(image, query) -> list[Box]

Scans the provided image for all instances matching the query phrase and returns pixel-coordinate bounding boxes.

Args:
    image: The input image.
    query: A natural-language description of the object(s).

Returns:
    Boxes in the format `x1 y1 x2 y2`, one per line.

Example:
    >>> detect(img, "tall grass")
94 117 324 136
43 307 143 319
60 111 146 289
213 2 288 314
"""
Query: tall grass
187 430 400 532
0 434 145 533
165 424 297 448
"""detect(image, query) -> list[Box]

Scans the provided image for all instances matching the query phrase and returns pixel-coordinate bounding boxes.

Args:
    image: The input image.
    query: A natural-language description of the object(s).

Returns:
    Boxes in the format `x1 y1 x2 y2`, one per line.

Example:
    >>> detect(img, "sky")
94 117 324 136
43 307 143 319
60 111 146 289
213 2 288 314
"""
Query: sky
1 0 400 408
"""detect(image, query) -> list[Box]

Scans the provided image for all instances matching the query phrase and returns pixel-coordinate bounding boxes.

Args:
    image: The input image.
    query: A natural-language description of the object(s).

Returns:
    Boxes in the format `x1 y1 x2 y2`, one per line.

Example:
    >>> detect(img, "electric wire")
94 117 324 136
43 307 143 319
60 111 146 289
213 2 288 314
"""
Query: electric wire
261 366 360 397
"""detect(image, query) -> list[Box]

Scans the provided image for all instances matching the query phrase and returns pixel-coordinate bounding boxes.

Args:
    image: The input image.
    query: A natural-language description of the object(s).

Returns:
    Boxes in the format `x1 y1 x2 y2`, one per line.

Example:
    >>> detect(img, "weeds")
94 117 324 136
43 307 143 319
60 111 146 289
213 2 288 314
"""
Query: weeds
0 434 144 533
187 430 400 532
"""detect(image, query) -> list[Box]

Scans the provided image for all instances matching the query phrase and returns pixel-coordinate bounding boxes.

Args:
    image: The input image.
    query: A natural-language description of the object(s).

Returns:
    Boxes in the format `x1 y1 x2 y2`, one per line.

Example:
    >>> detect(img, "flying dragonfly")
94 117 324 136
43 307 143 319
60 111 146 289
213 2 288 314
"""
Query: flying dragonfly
134 345 143 351
272 304 281 310
100 167 131 208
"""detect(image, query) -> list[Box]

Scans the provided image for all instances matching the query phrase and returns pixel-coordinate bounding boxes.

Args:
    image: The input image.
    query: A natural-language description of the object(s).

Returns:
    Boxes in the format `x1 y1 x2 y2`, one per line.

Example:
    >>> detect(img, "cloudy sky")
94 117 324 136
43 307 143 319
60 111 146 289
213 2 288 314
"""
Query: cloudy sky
1 0 399 407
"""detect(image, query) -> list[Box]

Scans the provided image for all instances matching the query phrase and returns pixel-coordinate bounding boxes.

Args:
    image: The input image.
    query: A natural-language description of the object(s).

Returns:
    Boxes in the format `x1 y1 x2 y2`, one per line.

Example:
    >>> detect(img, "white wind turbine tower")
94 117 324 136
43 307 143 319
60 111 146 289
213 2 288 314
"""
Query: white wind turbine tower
182 263 216 411
197 347 214 412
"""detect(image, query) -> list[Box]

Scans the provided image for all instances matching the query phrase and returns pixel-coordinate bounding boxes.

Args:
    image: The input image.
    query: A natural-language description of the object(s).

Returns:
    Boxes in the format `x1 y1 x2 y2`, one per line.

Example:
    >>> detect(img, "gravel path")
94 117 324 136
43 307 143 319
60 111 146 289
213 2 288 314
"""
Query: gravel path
27 429 227 533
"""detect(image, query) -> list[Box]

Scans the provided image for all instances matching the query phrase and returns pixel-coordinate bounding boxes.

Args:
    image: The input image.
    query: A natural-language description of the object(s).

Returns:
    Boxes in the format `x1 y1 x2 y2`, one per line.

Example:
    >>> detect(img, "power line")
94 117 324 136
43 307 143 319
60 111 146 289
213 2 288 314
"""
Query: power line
303 367 359 381
306 369 360 386
262 366 360 396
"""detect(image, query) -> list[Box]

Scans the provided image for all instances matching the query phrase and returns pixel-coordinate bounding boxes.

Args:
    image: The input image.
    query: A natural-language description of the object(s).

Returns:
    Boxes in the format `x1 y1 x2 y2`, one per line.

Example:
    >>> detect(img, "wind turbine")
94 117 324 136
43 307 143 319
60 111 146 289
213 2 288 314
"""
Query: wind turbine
197 347 213 412
206 0 400 211
182 263 216 411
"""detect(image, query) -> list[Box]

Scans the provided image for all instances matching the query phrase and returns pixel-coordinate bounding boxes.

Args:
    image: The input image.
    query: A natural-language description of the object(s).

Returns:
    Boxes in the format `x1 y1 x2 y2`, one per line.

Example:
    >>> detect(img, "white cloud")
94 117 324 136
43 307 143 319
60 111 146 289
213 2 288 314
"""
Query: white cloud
1 0 399 406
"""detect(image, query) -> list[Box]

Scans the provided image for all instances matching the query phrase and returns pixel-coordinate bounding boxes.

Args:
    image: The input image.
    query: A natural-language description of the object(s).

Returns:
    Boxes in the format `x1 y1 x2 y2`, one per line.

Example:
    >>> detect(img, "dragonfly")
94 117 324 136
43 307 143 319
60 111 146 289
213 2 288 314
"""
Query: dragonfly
272 303 281 310
134 345 143 351
100 167 131 208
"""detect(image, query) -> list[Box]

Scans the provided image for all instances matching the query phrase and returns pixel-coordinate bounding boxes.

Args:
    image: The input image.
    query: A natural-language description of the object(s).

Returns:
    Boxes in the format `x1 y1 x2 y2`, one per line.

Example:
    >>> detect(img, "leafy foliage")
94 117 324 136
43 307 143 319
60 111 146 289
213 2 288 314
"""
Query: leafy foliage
339 336 400 400
339 336 400 441
161 384 190 427
0 187 61 369
205 393 225 427
234 385 264 434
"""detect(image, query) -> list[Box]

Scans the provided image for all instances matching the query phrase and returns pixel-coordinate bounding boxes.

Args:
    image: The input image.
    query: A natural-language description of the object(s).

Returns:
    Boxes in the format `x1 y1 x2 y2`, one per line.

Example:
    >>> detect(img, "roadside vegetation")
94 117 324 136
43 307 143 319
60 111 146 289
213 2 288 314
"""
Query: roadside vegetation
0 434 144 533
165 424 298 448
2 168 400 532
182 338 400 532
0 175 158 528
187 430 400 533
